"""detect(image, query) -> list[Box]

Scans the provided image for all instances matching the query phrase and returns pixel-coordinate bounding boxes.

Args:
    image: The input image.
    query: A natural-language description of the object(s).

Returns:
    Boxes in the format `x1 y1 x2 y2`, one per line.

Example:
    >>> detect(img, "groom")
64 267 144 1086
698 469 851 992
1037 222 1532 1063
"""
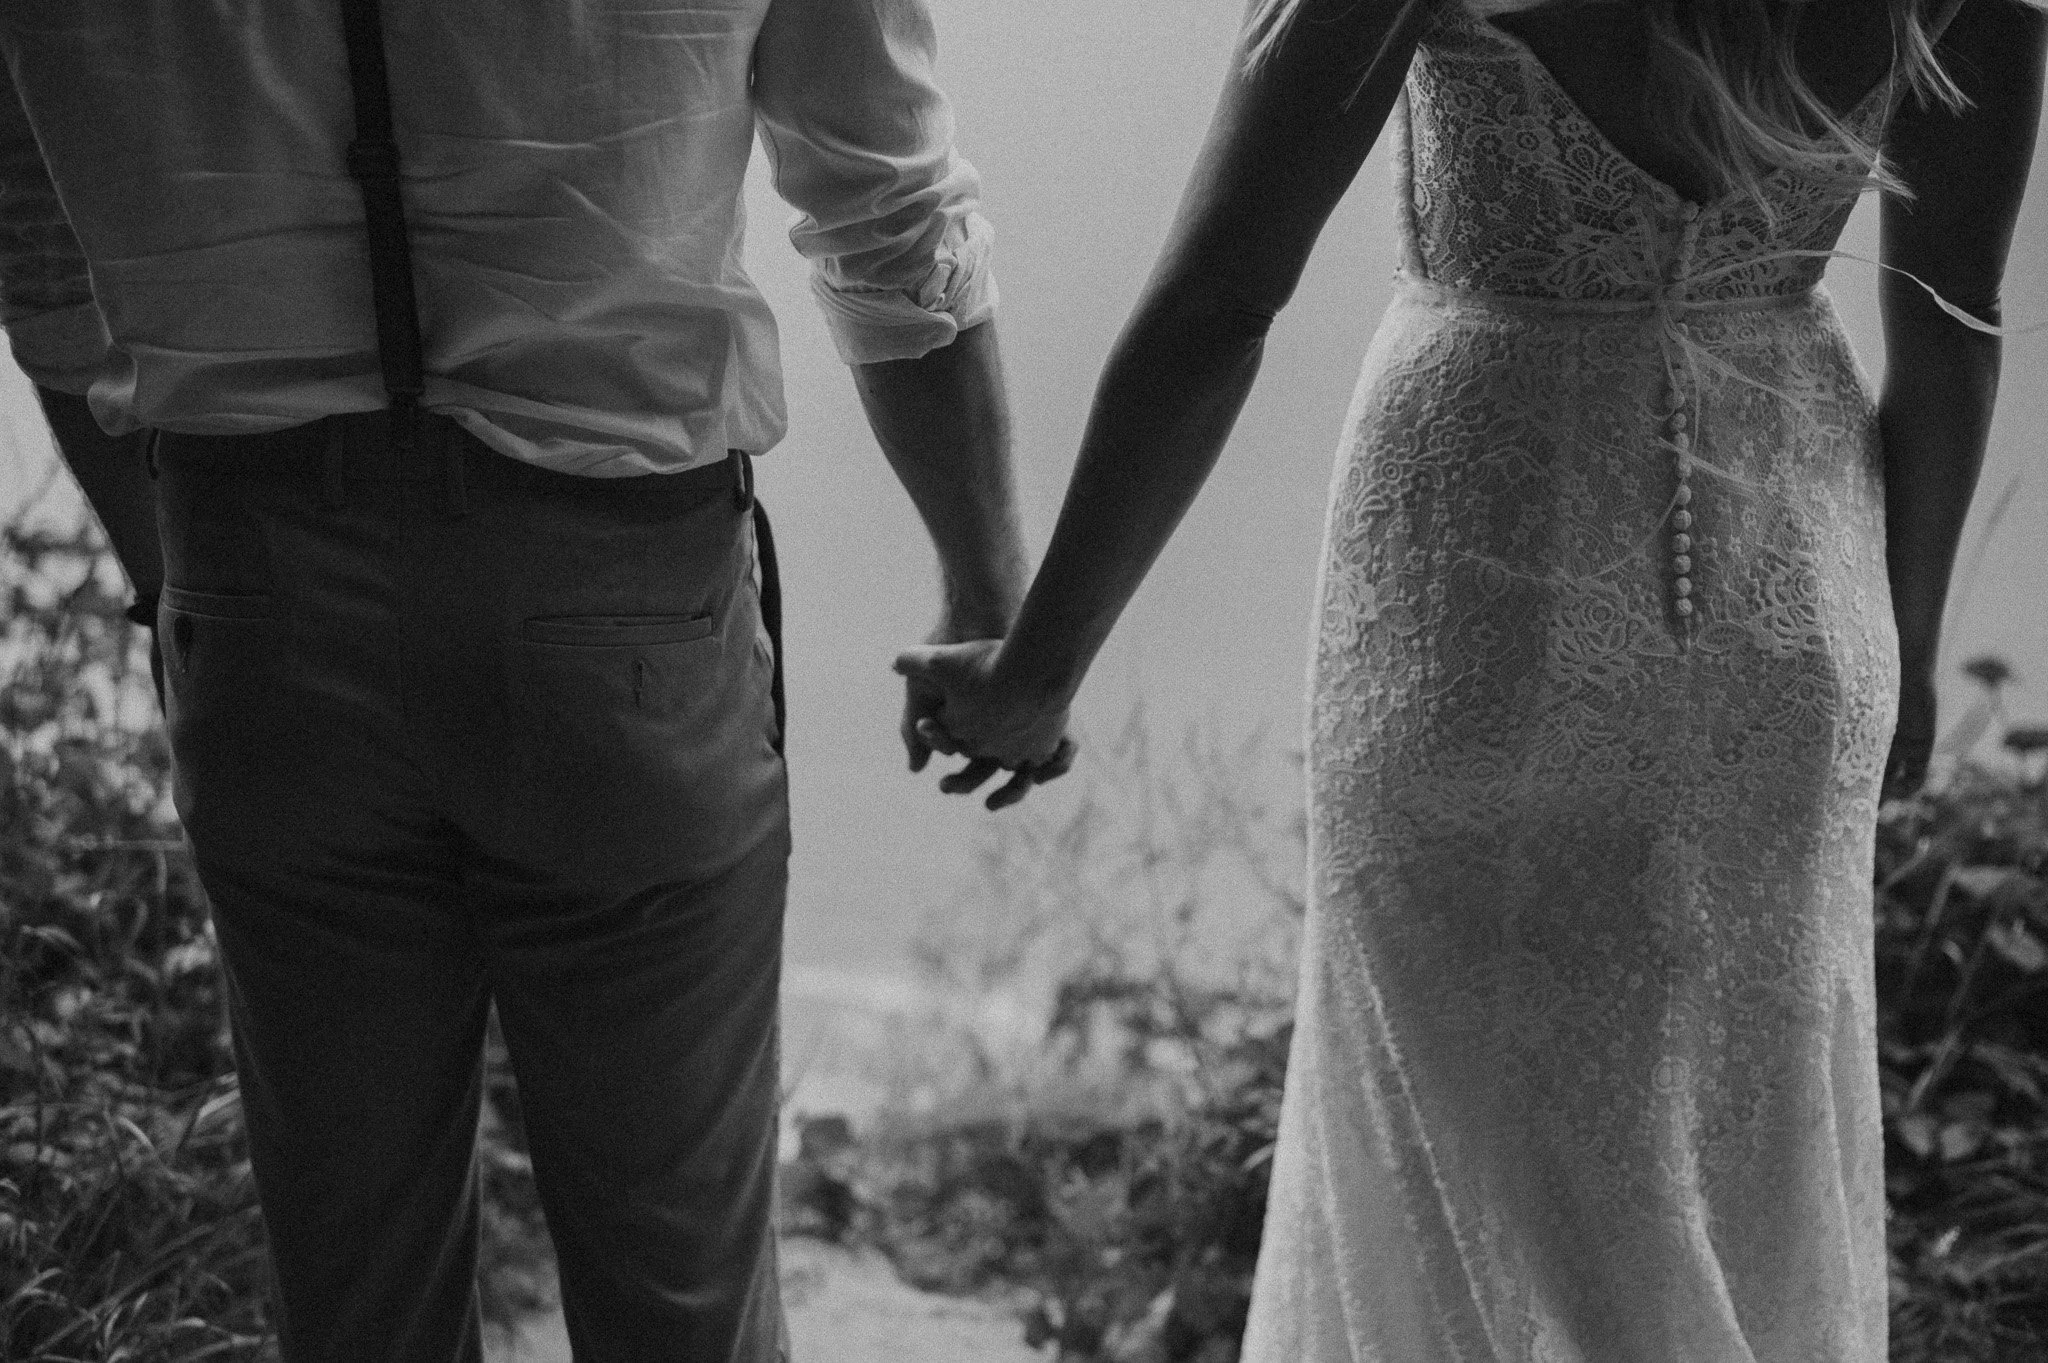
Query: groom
0 1 1068 1359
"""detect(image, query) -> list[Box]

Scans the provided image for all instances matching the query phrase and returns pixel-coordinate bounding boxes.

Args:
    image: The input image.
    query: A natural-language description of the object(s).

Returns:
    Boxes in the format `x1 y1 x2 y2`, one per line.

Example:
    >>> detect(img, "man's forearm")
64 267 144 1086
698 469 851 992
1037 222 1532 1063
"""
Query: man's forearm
851 321 1031 637
34 384 162 598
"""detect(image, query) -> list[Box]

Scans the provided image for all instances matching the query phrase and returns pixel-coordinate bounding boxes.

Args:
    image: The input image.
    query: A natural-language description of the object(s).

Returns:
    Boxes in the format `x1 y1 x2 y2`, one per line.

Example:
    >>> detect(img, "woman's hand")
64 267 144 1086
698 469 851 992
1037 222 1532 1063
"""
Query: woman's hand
1883 666 1938 803
893 639 1077 810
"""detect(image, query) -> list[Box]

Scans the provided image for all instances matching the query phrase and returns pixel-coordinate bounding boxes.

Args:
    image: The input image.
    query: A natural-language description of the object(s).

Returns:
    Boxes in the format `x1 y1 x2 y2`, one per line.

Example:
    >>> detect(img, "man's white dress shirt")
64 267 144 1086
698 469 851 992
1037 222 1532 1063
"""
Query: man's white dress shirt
0 0 997 475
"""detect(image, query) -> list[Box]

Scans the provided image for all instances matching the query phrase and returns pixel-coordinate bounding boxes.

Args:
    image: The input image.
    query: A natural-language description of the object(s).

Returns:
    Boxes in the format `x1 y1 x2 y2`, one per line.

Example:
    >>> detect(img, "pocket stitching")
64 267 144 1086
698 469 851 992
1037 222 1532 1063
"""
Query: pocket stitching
519 614 715 647
162 586 280 621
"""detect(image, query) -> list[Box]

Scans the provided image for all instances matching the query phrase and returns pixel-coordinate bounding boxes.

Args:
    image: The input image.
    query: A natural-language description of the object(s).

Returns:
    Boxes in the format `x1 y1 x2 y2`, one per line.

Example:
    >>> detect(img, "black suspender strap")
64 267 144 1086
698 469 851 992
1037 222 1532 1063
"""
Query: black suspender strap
338 0 466 515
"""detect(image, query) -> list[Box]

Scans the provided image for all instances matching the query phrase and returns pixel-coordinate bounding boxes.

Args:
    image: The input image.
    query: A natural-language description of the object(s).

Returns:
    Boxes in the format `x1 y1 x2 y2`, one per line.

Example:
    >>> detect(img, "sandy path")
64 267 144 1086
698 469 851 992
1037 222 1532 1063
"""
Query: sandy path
488 974 1049 1362
486 1238 1041 1363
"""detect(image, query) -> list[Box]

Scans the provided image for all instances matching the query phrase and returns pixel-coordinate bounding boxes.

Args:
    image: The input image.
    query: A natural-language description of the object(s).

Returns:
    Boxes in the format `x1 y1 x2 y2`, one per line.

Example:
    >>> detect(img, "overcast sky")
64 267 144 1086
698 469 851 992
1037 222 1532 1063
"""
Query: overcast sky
4 0 2043 981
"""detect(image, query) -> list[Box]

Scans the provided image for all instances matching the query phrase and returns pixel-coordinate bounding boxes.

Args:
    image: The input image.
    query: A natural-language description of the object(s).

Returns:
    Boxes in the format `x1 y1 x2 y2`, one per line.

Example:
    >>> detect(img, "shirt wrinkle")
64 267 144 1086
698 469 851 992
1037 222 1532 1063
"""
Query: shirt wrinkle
0 0 996 470
90 229 343 269
421 112 718 152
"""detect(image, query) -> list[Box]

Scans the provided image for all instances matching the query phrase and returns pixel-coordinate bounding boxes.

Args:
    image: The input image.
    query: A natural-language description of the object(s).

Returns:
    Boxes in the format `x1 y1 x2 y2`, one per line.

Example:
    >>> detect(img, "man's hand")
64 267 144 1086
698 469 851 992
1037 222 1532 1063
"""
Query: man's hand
894 638 1077 811
901 616 988 775
901 637 950 777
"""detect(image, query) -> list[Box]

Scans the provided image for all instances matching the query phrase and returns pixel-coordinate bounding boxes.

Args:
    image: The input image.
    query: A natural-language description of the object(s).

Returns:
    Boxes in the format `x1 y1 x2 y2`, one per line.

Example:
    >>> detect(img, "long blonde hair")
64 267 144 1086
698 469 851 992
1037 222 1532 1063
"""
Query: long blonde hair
1244 0 1969 204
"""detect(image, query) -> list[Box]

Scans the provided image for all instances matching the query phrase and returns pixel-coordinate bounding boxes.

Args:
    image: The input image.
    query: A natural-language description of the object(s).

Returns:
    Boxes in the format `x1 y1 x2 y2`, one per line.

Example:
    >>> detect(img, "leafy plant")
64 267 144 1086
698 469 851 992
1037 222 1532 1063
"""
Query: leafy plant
1879 660 2048 1362
0 522 273 1361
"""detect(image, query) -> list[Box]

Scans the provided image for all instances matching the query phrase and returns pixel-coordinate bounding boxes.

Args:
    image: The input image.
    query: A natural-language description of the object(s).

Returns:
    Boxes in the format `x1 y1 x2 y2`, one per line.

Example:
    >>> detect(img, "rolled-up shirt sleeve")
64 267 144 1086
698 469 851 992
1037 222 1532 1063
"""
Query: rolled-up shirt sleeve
0 55 108 396
752 0 997 365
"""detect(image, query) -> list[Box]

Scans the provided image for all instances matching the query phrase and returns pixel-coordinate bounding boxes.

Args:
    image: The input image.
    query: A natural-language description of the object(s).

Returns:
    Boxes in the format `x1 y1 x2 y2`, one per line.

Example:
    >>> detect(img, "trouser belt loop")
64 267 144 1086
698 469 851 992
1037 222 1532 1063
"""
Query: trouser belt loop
729 447 754 512
441 423 468 519
388 393 416 459
321 418 349 510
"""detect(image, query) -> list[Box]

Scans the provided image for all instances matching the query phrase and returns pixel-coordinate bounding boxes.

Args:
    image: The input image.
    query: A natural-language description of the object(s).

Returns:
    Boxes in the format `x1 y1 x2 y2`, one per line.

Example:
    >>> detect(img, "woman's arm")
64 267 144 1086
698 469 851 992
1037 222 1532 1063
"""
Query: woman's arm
1877 0 2047 798
899 0 1437 784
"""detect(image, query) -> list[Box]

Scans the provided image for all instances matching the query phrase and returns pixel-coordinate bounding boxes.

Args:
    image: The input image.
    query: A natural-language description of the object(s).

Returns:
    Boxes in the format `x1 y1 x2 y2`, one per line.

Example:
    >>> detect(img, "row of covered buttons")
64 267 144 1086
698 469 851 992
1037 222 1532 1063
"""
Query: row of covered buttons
1666 206 1703 623
1667 401 1694 617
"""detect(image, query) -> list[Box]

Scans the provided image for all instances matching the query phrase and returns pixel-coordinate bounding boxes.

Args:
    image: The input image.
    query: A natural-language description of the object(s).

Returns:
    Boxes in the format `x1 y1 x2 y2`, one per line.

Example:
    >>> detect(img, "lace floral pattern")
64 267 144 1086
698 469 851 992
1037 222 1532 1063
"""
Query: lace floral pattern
1242 6 1899 1360
1403 12 1885 303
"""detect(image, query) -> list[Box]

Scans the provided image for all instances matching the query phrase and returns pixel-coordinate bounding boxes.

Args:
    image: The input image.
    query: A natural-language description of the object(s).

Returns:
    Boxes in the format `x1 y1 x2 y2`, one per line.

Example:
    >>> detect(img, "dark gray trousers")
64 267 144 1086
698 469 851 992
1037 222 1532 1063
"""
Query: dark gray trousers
154 412 790 1363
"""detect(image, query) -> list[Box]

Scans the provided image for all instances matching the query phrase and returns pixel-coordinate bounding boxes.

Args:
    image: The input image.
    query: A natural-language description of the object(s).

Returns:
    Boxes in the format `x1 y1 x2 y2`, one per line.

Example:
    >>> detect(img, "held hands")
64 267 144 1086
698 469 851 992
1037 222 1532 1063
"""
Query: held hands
895 637 1078 811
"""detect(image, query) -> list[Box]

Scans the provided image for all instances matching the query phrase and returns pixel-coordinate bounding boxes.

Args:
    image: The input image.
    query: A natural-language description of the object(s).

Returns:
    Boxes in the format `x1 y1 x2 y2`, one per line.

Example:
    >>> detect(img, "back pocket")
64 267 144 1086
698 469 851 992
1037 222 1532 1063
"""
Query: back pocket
161 586 282 676
504 605 761 878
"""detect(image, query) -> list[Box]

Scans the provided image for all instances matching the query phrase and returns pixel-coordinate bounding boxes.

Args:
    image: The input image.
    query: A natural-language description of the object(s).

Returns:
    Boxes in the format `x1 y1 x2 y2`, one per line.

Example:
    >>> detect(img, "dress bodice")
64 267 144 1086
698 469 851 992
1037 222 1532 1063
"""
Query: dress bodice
1399 5 1892 305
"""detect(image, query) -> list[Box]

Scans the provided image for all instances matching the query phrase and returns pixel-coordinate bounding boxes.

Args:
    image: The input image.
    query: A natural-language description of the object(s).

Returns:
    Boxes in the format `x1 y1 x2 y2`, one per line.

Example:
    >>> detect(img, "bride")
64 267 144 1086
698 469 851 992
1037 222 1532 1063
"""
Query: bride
899 0 2045 1357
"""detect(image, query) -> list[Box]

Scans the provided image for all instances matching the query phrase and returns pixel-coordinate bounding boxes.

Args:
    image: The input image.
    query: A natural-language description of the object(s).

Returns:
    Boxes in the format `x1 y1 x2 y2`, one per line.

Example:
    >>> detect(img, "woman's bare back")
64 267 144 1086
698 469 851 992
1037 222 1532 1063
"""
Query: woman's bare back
1492 0 1906 203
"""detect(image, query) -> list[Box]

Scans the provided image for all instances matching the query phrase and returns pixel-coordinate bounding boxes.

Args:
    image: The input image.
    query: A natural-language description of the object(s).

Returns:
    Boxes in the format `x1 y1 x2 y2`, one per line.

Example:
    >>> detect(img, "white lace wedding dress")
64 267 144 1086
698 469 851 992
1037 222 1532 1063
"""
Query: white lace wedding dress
1242 7 1902 1361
